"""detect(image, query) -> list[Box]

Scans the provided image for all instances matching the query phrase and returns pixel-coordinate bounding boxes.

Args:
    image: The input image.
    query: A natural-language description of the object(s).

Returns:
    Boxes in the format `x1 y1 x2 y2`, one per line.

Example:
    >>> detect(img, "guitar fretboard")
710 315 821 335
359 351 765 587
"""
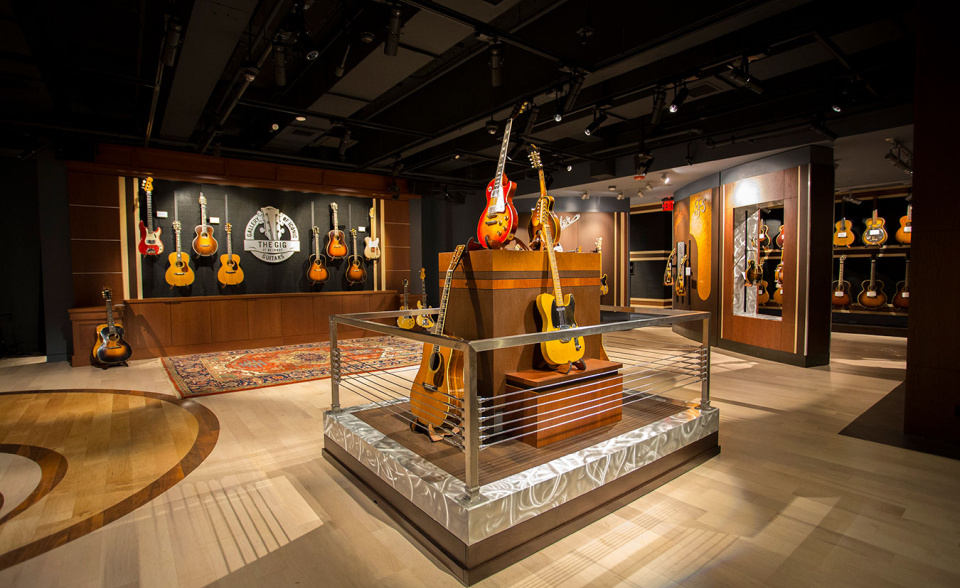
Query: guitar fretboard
493 118 514 197
104 294 116 335
431 248 465 354
402 279 409 307
146 190 154 231
225 225 233 256
904 259 910 290
314 227 321 257
541 204 564 303
838 256 845 283
869 259 877 288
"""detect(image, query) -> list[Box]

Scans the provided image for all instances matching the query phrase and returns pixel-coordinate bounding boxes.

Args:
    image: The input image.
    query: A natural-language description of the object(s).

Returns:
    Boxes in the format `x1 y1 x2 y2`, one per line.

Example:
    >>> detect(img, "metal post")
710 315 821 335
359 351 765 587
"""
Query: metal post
699 316 711 410
330 316 341 413
463 345 480 502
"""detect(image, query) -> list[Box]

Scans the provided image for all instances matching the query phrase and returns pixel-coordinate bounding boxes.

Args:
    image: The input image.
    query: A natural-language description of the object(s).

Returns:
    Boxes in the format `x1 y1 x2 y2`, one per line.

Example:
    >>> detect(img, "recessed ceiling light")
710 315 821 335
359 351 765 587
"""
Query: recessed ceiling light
295 116 307 122
608 185 617 191
271 123 280 131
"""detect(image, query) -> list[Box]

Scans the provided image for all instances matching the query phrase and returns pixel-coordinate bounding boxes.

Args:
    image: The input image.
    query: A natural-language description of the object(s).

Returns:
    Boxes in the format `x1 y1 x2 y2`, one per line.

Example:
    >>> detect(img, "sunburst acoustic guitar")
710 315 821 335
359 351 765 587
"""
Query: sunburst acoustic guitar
307 226 329 284
892 258 910 311
832 254 852 308
345 229 367 285
92 287 132 367
857 257 886 309
326 203 348 258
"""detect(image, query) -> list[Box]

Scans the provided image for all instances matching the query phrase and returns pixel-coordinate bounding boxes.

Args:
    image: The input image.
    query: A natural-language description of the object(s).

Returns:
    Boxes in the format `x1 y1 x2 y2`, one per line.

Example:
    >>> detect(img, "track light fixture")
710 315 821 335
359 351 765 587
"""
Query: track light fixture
724 64 763 94
617 191 625 200
273 43 287 86
661 172 671 185
489 39 502 87
334 43 351 77
650 87 666 125
545 173 555 189
485 117 499 135
338 128 351 161
584 108 607 136
634 152 655 177
162 20 182 67
581 191 590 200
668 84 688 113
563 73 585 114
885 144 913 175
385 4 402 56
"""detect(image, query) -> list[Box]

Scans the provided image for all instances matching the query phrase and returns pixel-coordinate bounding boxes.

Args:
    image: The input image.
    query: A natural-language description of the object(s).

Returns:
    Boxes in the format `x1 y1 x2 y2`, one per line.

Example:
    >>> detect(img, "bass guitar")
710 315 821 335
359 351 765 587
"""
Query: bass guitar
833 199 856 247
92 288 132 367
165 220 195 287
345 228 367 285
364 207 381 260
895 203 912 245
307 226 329 284
477 102 529 248
192 194 218 256
857 257 886 309
397 278 415 330
415 268 436 330
326 203 348 258
663 247 676 286
862 197 888 246
832 254 852 308
217 222 244 286
137 177 163 255
410 244 467 441
526 143 562 249
893 258 910 310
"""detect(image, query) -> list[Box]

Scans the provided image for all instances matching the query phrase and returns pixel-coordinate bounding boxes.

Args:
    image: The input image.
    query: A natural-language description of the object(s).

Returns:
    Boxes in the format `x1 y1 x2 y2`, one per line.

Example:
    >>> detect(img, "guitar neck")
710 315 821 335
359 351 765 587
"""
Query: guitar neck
332 207 339 231
352 232 358 254
421 273 428 306
542 216 563 301
314 228 320 257
104 295 115 334
146 190 154 231
226 228 233 256
175 227 182 258
200 196 207 226
493 118 514 190
432 249 464 344
402 280 409 306
838 257 845 282
904 259 909 290
869 259 876 287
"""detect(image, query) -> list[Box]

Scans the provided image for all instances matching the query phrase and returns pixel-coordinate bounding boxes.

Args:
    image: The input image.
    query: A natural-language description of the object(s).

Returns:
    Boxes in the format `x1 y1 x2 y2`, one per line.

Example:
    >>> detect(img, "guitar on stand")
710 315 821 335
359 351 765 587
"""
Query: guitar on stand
663 247 676 286
137 177 163 255
364 206 381 260
477 102 529 249
410 244 467 442
345 229 367 285
596 237 609 296
217 223 244 286
857 257 887 309
529 148 584 374
893 258 910 310
397 279 415 330
415 268 436 330
92 288 132 368
527 143 561 250
326 203 348 258
862 197 888 246
832 254 852 308
833 200 856 247
192 194 218 256
895 203 912 244
165 216 195 287
307 226 329 284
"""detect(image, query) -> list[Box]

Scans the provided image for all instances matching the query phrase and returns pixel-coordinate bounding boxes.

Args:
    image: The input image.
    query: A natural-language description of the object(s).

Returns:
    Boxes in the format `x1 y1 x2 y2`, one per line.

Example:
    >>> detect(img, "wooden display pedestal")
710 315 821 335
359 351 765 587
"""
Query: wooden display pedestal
505 359 623 448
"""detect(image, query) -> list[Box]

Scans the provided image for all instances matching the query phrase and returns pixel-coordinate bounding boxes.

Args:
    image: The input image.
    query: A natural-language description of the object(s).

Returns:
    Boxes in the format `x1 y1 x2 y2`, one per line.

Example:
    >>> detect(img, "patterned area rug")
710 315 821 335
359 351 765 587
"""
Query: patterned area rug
162 336 422 397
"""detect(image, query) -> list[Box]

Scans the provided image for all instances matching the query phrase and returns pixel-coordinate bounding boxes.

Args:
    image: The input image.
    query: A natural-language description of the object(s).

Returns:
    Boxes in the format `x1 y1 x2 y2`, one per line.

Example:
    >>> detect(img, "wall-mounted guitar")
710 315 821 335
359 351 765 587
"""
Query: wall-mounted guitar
895 203 912 244
833 200 856 247
477 102 530 249
326 203 348 258
307 226 329 284
397 278 415 330
857 257 886 309
596 237 609 296
527 142 561 249
862 196 888 247
192 193 218 256
137 176 163 255
217 223 244 286
892 258 910 311
410 244 467 442
831 254 852 308
675 250 688 297
416 268 435 330
772 261 784 305
364 206 381 260
165 219 195 287
663 247 676 286
775 224 785 249
345 229 367 285
92 287 132 368
757 221 772 251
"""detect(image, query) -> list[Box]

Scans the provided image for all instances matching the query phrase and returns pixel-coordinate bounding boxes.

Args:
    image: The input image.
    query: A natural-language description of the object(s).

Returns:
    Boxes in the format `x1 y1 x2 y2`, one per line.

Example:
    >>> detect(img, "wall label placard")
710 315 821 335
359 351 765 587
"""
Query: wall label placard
243 206 301 263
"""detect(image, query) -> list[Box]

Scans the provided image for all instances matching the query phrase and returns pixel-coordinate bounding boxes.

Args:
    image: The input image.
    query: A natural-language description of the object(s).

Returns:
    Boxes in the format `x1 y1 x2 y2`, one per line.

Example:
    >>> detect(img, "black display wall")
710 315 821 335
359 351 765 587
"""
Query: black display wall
629 210 672 302
141 180 375 298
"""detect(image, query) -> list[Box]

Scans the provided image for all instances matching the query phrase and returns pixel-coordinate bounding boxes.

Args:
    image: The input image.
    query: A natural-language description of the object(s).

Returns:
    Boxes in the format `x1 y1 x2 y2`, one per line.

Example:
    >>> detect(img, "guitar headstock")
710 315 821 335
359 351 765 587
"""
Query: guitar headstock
840 254 847 262
225 222 232 234
101 287 112 301
420 267 426 281
511 101 532 119
527 143 542 170
369 206 375 220
351 228 357 236
199 194 206 206
595 237 602 252
142 177 153 192
313 226 320 235
173 220 181 232
331 202 338 211
451 244 467 267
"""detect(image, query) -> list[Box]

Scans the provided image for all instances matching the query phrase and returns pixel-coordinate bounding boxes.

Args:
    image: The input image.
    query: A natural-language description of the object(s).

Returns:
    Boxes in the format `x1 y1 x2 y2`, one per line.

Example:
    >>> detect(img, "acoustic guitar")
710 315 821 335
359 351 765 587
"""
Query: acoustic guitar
862 197 888 246
831 254 852 308
415 268 435 331
772 261 784 305
526 143 561 249
857 257 886 309
757 224 772 250
757 278 770 305
217 222 244 286
892 258 910 311
775 224 785 249
364 207 381 260
410 244 467 440
397 278 415 330
165 220 195 287
833 200 856 247
192 194 218 256
895 204 912 245
345 229 367 285
526 147 585 371
477 102 529 249
744 256 763 286
307 226 329 284
675 252 688 296
92 288 132 367
137 177 163 255
663 247 676 286
326 203 348 258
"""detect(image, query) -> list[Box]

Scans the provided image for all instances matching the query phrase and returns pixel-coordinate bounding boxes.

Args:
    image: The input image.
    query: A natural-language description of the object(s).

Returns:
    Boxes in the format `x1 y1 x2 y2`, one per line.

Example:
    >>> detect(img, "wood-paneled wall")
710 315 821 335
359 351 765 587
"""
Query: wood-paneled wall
68 172 124 307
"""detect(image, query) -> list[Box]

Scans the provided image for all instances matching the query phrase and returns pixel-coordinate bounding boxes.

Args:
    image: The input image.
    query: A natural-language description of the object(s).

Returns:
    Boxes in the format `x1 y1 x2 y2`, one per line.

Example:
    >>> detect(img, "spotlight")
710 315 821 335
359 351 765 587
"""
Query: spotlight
581 191 589 200
608 185 617 191
661 172 670 185
242 66 259 83
295 116 307 122
334 43 351 77
566 163 573 172
584 109 607 136
885 150 913 174
485 118 499 135
453 152 461 160
271 123 279 131
668 85 688 113
617 191 624 200
650 88 666 125
359 31 375 43
554 109 563 123
563 73 585 113
724 65 764 94
644 182 653 191
338 128 351 161
521 104 539 138
634 152 655 177
384 5 401 57
831 104 842 113
489 40 502 87
273 43 287 86
162 20 182 67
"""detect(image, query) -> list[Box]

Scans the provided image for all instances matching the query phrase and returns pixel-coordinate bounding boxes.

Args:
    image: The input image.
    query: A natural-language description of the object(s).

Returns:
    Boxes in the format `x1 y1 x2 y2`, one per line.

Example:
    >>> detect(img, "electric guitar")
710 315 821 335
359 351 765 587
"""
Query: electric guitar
415 268 435 330
862 197 888 246
326 203 348 258
857 257 886 309
217 223 244 286
663 247 676 286
596 237 609 296
477 102 529 248
832 254 852 308
364 206 381 260
137 177 163 255
192 194 218 256
397 278 415 330
307 226 329 284
92 287 132 366
895 203 912 245
775 224 785 249
165 220 195 287
345 229 367 285
675 252 688 296
833 200 856 247
892 258 910 310
526 143 562 249
410 244 467 439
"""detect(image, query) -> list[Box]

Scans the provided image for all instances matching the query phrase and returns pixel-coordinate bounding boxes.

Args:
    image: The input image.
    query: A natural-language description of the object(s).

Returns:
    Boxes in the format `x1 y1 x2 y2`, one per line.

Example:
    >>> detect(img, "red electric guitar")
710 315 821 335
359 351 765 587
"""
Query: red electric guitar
137 177 163 255
476 102 530 248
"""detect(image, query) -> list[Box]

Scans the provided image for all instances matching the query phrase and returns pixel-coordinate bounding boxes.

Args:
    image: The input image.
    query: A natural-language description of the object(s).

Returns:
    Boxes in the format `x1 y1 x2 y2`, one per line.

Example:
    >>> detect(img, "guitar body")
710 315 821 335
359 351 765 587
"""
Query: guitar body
363 236 381 260
757 280 770 305
346 258 366 284
92 323 132 365
326 231 347 258
600 274 609 296
165 252 195 287
307 255 328 284
858 280 887 309
831 280 852 308
895 216 912 244
411 345 464 428
775 225 785 248
772 283 783 305
758 225 772 249
745 260 762 285
217 253 244 286
192 225 218 256
415 301 435 330
833 220 855 247
528 197 561 248
892 282 909 310
862 217 888 246
477 175 519 248
397 314 415 330
534 292 585 367
138 221 163 255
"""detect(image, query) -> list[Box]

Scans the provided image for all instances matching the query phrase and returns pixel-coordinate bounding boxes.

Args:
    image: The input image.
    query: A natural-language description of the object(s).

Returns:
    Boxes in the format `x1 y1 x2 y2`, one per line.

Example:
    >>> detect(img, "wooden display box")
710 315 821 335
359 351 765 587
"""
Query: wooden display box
504 359 624 448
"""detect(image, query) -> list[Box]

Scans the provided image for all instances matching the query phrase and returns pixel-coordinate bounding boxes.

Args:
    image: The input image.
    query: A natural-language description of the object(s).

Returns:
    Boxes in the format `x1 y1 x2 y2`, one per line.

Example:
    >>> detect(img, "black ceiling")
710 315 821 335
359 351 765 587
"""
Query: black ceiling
0 0 916 194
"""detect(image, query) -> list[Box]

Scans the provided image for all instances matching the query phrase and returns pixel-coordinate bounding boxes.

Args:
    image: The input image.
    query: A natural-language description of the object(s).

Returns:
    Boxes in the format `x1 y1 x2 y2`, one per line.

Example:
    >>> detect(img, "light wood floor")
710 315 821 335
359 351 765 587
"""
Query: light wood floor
1 330 958 587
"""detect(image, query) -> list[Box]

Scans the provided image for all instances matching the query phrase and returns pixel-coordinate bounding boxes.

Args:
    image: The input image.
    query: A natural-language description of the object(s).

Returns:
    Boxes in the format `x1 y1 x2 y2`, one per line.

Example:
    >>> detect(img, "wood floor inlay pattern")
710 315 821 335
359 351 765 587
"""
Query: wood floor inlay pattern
0 390 219 570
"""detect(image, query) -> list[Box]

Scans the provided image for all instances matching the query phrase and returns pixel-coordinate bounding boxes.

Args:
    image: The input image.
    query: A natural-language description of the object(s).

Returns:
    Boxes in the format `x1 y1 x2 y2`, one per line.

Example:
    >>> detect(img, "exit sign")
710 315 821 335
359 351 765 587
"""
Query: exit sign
662 198 674 211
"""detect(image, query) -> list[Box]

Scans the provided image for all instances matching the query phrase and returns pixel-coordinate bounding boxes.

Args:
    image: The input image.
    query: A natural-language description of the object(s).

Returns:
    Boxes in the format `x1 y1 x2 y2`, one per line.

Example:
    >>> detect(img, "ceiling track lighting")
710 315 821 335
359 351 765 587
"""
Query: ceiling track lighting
634 152 655 177
161 20 182 67
563 73 585 114
616 191 625 200
489 39 502 87
724 64 764 94
338 128 351 161
584 108 607 136
384 5 402 57
485 117 499 135
650 87 666 126
668 84 688 114
661 172 671 185
581 191 590 200
391 156 404 176
334 43 351 77
273 43 287 87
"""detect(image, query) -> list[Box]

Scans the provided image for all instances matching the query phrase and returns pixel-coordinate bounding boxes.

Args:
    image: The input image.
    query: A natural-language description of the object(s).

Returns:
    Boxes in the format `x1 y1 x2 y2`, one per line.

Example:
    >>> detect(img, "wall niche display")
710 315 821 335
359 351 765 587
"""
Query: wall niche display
139 180 375 298
732 199 785 320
